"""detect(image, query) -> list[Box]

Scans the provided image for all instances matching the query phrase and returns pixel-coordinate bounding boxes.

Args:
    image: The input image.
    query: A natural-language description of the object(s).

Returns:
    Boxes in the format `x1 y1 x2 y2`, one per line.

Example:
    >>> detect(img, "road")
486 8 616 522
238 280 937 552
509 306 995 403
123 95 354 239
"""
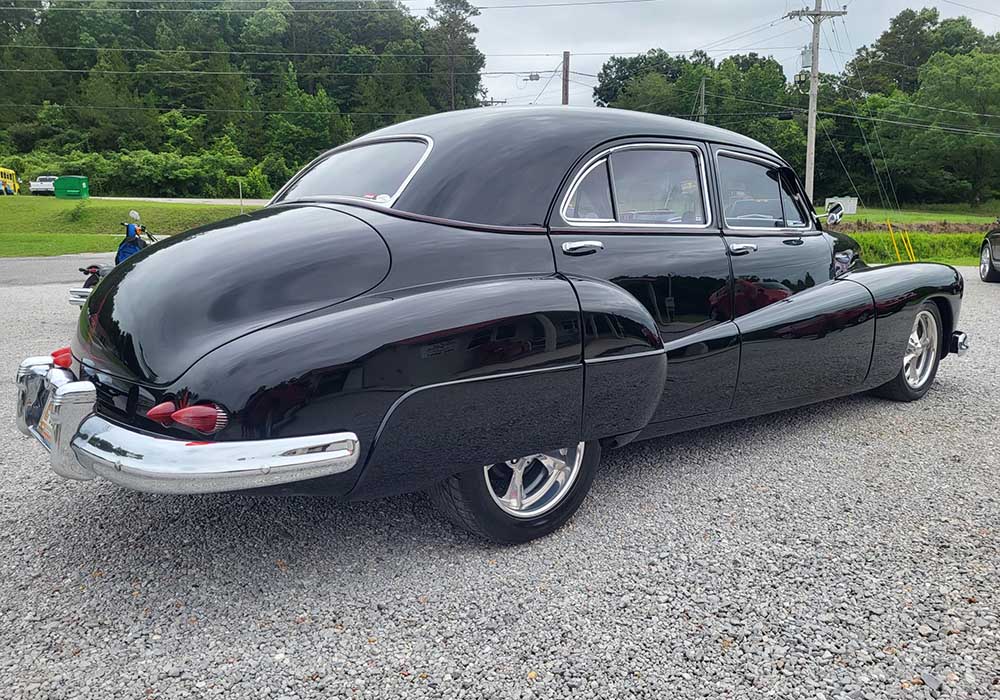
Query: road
0 261 997 699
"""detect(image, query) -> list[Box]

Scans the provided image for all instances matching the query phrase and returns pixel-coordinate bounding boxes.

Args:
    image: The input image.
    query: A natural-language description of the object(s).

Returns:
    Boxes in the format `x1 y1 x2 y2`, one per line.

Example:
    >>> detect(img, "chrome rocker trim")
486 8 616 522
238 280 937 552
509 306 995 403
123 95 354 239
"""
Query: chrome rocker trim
15 356 360 494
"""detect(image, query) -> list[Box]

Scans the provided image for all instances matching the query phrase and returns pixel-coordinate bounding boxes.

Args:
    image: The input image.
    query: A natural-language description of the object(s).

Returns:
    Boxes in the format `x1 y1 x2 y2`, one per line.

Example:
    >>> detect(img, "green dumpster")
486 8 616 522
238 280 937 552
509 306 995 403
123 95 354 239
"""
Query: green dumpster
53 175 90 199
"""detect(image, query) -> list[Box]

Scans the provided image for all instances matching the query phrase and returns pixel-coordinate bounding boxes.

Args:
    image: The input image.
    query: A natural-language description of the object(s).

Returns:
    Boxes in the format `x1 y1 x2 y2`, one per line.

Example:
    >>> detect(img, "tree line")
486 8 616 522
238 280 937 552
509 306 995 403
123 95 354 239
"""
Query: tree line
0 0 483 197
599 8 1000 208
1 4 998 207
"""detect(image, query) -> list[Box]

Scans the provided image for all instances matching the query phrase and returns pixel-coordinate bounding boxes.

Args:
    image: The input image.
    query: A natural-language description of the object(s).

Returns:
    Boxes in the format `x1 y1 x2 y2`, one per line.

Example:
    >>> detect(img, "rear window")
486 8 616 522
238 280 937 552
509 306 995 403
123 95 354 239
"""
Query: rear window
277 139 428 205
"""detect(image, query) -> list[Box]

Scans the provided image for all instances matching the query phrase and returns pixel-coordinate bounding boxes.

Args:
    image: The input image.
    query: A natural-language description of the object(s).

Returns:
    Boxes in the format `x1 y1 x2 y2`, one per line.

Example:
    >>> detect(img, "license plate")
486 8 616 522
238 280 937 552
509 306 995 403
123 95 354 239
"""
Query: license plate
37 398 55 446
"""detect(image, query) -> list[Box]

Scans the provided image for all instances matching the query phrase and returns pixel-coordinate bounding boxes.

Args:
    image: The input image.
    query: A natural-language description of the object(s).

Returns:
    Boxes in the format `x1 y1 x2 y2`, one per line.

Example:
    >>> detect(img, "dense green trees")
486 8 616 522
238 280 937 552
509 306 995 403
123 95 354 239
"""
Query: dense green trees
0 0 483 196
598 8 1000 207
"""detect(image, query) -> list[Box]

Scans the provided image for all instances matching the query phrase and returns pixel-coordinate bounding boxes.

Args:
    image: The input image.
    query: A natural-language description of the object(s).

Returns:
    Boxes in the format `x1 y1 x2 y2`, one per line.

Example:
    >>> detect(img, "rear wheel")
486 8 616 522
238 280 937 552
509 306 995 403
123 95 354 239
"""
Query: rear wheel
981 243 1000 282
429 441 600 543
872 301 942 402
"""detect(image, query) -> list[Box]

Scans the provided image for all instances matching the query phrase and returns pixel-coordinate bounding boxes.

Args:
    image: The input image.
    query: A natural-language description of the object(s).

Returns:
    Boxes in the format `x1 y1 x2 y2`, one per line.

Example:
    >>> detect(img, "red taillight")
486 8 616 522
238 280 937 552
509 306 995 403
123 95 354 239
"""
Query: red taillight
52 346 72 368
146 401 177 426
171 404 229 435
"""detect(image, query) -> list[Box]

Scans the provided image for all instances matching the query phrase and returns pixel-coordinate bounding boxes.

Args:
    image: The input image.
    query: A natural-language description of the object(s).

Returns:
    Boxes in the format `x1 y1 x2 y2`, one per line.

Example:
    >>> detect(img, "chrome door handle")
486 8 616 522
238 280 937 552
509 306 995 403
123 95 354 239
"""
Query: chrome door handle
561 240 604 256
729 243 758 255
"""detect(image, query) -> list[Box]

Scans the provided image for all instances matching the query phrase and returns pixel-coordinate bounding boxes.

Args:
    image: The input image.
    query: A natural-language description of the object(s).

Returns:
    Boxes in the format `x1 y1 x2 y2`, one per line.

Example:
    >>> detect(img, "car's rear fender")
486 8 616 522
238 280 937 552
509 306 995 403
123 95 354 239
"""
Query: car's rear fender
843 262 964 387
168 274 585 497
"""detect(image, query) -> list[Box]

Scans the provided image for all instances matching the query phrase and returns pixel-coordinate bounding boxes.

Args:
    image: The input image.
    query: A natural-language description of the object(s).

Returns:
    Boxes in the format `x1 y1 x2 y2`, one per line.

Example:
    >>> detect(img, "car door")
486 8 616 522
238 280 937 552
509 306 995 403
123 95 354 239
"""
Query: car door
713 146 875 409
550 140 739 429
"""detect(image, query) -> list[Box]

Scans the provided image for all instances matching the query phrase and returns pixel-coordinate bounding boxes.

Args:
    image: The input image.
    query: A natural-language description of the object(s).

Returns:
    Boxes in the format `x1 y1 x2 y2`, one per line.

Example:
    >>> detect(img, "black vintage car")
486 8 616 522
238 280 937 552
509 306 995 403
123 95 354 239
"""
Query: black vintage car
16 108 969 543
981 223 1000 282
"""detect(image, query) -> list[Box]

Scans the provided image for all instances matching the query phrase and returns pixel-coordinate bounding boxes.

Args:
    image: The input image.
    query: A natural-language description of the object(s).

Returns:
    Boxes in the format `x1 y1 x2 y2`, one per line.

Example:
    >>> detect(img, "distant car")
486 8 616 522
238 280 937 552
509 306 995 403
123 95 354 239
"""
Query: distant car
29 175 58 195
981 223 1000 283
15 107 971 543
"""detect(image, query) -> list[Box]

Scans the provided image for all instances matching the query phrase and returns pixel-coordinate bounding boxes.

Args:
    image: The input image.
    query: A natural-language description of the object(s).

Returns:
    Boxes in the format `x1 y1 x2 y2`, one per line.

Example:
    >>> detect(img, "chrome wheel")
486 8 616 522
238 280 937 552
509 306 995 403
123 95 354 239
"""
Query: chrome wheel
903 309 939 390
982 245 993 281
484 442 585 519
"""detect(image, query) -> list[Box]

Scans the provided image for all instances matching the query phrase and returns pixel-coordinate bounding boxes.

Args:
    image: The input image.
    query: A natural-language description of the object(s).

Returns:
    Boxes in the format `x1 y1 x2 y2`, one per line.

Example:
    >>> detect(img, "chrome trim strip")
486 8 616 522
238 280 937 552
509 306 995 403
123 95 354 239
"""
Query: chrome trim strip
272 134 433 208
715 149 815 233
561 158 615 224
370 363 581 449
559 143 714 230
584 348 666 364
72 417 359 495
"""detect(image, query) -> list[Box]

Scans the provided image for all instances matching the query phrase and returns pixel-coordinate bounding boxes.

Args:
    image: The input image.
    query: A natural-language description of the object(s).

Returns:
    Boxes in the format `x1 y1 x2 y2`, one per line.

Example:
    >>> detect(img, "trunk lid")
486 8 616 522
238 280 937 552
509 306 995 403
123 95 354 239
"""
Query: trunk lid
74 204 390 385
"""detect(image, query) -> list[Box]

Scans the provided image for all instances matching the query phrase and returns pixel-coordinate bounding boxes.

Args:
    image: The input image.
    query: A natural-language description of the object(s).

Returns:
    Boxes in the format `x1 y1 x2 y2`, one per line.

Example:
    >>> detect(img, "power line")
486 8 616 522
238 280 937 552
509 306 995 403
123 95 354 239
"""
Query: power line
819 119 866 208
821 21 890 209
531 61 562 103
828 79 1000 120
939 0 1000 20
6 0 669 12
0 67 537 77
0 43 807 59
0 101 429 117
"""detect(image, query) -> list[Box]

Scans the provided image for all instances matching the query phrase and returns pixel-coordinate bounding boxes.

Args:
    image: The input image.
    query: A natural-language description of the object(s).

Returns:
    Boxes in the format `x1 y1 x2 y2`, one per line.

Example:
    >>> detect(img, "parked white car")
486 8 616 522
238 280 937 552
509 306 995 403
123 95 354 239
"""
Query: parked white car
29 175 58 195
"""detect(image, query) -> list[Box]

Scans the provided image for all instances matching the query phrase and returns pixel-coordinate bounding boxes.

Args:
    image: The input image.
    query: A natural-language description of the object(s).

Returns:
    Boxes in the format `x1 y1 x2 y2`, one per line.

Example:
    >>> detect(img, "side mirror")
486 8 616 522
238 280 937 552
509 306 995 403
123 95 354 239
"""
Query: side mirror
822 201 844 226
128 209 141 222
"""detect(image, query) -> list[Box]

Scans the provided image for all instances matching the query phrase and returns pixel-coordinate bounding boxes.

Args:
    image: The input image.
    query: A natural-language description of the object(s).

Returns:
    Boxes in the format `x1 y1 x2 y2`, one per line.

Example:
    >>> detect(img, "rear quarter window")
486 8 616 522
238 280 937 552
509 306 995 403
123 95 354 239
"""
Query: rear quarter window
278 138 429 205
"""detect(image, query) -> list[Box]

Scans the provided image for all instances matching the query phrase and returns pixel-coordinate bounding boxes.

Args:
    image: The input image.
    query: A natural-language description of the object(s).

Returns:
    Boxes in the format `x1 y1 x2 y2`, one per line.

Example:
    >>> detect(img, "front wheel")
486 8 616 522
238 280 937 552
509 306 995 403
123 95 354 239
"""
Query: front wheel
981 243 1000 282
872 301 942 402
429 441 600 543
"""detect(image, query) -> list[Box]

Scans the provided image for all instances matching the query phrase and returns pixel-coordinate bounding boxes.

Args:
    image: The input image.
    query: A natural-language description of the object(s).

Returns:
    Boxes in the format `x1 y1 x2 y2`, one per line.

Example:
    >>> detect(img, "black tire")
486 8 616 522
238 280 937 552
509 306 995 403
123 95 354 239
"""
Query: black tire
872 301 942 402
981 242 1000 283
429 441 601 544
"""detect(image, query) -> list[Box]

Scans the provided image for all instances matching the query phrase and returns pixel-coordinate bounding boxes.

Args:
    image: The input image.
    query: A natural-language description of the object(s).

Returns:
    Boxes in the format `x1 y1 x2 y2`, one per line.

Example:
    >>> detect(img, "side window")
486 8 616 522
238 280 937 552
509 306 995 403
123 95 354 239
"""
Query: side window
564 159 614 221
719 155 783 228
779 171 808 227
609 149 706 225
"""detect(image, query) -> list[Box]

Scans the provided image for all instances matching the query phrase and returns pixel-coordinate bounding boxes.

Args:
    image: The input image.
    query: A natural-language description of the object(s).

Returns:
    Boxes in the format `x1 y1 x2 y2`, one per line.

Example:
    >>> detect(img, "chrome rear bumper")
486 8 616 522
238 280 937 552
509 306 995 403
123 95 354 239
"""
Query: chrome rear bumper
69 288 91 306
951 331 969 356
15 356 360 494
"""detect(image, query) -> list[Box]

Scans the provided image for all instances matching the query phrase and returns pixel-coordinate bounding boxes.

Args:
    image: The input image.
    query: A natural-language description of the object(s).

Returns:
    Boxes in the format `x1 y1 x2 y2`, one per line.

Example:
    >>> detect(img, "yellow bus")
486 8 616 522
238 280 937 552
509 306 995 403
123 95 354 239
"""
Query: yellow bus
0 166 20 195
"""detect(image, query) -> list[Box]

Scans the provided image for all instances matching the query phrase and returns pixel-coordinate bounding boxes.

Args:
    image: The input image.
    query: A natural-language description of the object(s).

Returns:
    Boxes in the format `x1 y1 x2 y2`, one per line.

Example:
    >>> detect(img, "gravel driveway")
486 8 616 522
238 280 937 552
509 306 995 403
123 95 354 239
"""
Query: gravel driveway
1 260 997 700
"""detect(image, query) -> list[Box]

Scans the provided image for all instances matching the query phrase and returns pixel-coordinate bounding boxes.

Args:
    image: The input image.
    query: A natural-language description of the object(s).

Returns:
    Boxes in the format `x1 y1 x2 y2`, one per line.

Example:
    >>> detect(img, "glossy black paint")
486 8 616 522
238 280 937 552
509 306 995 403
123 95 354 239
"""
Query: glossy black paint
74 205 391 385
65 108 967 501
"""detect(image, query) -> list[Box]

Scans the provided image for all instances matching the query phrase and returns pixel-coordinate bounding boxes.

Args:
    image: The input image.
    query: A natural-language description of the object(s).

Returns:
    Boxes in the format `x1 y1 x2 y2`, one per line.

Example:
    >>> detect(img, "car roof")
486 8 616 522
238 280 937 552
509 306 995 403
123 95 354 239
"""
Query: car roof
361 106 782 228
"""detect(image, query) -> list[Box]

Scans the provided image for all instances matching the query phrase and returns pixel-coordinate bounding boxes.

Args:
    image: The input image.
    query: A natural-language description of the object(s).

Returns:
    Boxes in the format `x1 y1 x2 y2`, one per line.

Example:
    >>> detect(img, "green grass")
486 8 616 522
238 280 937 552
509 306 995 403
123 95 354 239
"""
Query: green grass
850 232 983 266
0 233 120 257
839 206 997 226
0 196 258 236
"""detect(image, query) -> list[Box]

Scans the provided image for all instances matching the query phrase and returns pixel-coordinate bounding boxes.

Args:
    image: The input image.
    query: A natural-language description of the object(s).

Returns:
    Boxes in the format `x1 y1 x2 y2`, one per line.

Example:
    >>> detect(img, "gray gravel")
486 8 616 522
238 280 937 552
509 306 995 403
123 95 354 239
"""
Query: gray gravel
1 261 998 699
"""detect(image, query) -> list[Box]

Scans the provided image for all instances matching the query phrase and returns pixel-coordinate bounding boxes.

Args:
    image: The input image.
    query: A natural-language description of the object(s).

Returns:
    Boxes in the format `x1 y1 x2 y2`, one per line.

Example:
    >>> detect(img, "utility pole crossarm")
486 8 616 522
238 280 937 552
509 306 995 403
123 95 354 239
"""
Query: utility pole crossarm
785 8 847 19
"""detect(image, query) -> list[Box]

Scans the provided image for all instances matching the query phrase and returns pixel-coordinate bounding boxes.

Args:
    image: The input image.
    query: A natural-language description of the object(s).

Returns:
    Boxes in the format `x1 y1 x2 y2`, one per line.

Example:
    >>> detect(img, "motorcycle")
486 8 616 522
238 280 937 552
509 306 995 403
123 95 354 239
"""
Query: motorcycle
70 210 157 306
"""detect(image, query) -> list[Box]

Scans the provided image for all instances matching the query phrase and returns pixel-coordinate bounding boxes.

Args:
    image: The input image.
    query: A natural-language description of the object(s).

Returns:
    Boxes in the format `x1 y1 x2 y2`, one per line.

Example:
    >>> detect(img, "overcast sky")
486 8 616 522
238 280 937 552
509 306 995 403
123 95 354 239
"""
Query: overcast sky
467 0 1000 107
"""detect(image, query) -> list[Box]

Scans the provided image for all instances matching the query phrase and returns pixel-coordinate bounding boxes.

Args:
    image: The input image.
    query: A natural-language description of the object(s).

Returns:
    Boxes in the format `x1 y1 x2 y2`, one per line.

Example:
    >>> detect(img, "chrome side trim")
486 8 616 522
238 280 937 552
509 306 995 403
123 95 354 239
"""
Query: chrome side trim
584 348 666 364
370 363 581 449
715 149 815 233
72 417 359 495
558 143 714 230
272 134 433 208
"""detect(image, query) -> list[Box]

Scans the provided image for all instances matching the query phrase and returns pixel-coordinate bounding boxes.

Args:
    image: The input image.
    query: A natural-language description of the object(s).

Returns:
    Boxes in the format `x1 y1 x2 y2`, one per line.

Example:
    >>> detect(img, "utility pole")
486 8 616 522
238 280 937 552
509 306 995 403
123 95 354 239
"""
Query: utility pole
786 1 846 200
696 76 706 123
562 51 570 105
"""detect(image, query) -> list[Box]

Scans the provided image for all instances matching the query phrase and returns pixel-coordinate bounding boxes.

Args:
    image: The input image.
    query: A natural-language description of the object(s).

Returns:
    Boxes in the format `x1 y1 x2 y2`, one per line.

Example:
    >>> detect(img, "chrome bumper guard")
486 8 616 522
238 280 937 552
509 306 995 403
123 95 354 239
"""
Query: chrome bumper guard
69 288 91 306
15 356 360 494
951 331 969 357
